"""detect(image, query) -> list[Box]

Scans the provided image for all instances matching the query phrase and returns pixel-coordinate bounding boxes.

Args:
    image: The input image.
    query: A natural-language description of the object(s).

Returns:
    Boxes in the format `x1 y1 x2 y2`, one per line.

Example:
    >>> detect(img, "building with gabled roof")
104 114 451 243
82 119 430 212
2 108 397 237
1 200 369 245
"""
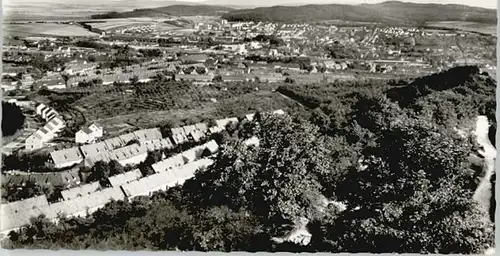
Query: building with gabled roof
182 125 197 135
171 158 214 183
0 195 50 233
46 116 65 130
151 154 185 173
181 146 202 164
110 143 149 167
1 195 49 214
108 169 143 187
133 128 162 142
35 103 60 122
204 140 219 155
58 169 81 188
208 126 224 134
84 150 115 168
171 127 186 136
46 186 125 219
245 113 255 122
194 123 208 132
119 173 169 198
120 158 214 199
35 103 48 116
171 133 189 145
118 132 138 145
25 131 47 151
50 147 84 169
40 107 51 120
216 117 239 128
140 138 174 152
60 182 100 201
104 137 125 150
75 122 103 144
45 109 58 121
2 169 81 190
189 130 205 142
25 116 65 151
79 141 109 158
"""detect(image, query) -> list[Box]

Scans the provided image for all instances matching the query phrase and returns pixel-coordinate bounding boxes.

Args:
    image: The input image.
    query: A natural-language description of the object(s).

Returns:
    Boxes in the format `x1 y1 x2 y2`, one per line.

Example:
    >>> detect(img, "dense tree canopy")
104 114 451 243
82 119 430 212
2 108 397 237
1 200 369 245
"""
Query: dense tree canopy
312 118 492 253
183 114 339 227
3 66 495 253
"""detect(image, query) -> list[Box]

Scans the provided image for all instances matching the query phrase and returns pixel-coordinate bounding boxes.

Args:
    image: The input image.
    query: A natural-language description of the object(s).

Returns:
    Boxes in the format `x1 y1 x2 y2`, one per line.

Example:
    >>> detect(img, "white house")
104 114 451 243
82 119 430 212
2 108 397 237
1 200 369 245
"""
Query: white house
25 131 46 151
36 103 48 117
75 123 104 144
36 103 59 121
25 116 65 151
45 109 59 121
44 116 66 134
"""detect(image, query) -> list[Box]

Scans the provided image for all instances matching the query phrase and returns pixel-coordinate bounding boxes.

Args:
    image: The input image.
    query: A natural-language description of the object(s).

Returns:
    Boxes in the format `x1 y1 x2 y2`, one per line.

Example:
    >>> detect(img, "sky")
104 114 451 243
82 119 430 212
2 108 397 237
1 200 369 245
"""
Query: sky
4 0 497 9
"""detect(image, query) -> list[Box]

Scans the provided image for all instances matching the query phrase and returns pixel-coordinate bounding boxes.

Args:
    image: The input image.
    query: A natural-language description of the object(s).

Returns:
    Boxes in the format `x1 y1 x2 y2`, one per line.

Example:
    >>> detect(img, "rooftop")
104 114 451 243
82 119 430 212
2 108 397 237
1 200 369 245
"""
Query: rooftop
50 147 83 167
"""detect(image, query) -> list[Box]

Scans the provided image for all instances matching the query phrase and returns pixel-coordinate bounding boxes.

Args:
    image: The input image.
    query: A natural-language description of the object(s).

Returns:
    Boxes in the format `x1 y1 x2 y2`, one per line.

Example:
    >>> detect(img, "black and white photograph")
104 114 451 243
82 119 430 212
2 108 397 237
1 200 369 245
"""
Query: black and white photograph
0 0 497 254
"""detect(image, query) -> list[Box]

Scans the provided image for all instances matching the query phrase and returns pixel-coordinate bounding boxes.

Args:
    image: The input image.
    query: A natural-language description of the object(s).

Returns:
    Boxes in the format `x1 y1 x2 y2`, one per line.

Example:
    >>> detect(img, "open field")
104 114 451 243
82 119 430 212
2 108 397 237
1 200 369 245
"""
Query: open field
82 18 188 32
89 21 155 31
92 90 301 129
33 81 303 131
3 23 99 37
426 21 497 36
3 1 178 20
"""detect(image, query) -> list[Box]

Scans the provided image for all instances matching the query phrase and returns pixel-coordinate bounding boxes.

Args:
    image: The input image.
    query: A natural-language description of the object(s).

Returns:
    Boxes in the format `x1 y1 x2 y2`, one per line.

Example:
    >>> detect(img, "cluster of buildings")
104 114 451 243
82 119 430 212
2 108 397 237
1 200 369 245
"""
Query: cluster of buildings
48 127 165 169
2 169 81 190
25 104 66 151
114 24 156 35
41 109 268 170
0 140 219 235
2 17 497 93
0 111 279 225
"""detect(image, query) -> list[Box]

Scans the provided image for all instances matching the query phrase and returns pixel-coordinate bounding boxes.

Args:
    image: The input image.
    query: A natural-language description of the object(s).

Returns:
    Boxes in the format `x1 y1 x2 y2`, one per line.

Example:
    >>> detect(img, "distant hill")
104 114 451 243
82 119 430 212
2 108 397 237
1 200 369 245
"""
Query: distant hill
91 5 234 19
221 1 497 25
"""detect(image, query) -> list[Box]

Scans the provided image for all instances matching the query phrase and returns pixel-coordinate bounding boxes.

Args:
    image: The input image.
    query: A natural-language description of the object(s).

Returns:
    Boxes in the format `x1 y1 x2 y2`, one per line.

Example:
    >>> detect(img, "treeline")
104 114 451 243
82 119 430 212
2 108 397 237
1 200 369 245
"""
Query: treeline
90 5 234 19
245 55 312 69
386 66 496 125
221 2 496 25
74 40 108 50
278 66 495 131
91 11 155 19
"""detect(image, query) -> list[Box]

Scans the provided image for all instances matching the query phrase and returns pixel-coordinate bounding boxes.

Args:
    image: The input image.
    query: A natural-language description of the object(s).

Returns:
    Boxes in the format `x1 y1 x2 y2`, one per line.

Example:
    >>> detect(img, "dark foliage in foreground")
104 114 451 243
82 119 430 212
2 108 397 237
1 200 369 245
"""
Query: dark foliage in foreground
3 66 495 253
2 102 26 136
